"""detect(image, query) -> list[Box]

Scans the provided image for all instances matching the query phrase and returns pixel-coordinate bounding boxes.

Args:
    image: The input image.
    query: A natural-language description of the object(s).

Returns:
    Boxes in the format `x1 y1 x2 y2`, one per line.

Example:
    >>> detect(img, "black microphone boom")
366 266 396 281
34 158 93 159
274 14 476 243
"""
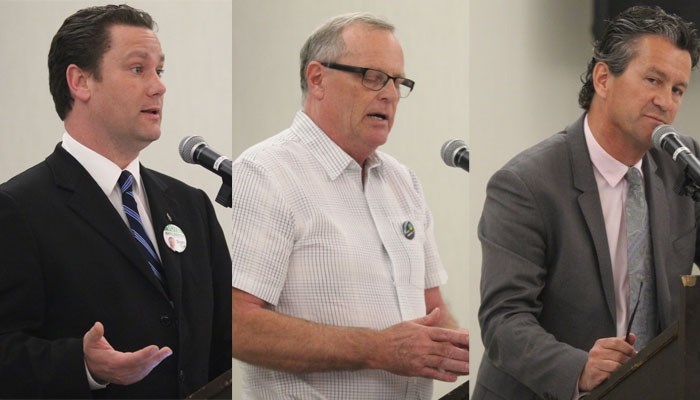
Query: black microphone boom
441 139 469 172
179 135 232 180
179 135 232 208
652 124 700 201
652 125 700 183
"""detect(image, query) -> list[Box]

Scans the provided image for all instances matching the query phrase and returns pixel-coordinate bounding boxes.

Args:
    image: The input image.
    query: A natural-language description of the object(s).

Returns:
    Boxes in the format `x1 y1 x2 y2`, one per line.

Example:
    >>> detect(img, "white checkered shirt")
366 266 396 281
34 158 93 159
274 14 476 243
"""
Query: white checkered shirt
232 111 448 399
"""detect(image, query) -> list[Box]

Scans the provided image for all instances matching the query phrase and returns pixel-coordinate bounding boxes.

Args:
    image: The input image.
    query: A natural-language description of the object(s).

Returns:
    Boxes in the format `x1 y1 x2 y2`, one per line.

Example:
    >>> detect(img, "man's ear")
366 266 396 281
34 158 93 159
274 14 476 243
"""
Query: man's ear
592 61 611 99
66 64 91 102
306 61 326 100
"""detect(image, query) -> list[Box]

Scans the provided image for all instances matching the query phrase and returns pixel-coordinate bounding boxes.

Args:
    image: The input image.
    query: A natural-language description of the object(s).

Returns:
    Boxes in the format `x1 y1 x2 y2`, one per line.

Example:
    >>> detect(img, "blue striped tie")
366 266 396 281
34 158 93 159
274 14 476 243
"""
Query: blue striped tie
118 170 166 286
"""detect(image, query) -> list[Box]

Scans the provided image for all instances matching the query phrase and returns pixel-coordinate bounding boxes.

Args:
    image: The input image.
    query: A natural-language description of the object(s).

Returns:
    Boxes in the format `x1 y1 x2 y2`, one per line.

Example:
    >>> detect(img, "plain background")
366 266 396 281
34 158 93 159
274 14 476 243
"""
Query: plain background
232 0 469 398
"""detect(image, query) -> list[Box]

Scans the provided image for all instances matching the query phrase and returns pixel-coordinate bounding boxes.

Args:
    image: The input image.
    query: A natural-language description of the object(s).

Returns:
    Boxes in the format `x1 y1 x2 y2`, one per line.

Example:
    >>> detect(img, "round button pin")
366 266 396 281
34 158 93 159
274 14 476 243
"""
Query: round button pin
402 220 415 240
163 224 187 253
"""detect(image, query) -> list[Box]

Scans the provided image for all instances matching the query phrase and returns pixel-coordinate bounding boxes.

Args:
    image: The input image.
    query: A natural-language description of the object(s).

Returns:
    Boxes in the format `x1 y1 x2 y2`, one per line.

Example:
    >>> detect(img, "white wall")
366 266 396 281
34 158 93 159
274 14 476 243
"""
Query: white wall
232 1 468 398
0 0 232 245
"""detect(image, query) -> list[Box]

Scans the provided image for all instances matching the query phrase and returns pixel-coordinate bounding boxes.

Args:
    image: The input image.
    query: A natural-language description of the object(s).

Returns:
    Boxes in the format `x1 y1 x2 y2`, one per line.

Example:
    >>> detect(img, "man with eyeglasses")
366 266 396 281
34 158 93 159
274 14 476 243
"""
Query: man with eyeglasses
232 12 469 400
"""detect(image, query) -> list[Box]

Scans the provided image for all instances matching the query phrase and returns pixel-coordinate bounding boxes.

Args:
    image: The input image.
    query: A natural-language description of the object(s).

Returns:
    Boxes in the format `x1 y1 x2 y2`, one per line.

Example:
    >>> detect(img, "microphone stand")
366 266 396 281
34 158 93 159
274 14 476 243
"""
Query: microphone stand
674 169 700 202
215 178 232 208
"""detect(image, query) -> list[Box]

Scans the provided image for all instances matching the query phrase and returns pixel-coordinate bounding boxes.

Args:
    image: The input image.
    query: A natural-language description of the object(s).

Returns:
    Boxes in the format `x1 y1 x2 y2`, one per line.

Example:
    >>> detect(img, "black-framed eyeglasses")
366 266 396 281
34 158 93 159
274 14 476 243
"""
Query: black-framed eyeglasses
321 62 415 98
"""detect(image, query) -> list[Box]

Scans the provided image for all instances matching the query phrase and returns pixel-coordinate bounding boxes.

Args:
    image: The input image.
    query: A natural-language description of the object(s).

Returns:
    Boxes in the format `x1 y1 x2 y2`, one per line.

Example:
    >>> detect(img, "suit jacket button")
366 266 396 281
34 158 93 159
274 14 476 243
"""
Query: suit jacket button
160 315 172 327
179 369 186 383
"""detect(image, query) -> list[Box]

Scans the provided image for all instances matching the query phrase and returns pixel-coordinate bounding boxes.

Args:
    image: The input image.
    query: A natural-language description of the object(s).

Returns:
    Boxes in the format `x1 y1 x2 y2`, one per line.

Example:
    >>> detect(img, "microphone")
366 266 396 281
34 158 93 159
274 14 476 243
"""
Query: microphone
441 139 469 172
652 125 700 184
179 135 232 181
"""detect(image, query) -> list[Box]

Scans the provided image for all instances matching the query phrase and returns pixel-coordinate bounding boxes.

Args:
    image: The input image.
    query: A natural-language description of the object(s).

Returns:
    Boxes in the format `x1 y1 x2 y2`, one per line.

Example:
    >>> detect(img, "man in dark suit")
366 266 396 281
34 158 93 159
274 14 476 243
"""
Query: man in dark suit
0 5 231 398
475 6 700 400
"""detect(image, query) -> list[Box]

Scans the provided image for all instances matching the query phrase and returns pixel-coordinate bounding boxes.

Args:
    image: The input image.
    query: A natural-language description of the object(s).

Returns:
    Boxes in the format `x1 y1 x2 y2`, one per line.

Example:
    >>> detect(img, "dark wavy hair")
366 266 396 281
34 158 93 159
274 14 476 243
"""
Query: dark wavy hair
48 4 155 120
578 5 700 110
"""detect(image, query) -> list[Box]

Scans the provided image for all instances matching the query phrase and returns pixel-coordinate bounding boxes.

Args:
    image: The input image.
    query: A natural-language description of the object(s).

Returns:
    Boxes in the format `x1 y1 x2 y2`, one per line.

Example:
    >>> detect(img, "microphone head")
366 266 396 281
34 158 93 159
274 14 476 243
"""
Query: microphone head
652 124 676 150
441 139 467 167
179 135 207 164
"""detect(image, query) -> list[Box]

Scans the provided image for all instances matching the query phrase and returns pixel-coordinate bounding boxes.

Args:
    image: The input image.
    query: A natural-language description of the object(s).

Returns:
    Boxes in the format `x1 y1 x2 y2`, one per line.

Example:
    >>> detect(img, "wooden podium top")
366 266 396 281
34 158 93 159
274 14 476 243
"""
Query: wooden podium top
588 275 700 400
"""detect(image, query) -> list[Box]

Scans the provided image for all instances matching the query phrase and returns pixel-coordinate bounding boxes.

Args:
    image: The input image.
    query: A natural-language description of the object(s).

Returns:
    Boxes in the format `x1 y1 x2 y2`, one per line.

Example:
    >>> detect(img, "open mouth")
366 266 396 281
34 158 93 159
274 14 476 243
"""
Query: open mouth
142 108 160 116
367 112 388 121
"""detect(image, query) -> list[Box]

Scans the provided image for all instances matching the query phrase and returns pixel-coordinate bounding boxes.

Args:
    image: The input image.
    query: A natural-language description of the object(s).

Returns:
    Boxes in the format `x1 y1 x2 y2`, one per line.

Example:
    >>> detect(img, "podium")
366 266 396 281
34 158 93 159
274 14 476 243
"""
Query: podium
186 369 232 399
588 276 700 399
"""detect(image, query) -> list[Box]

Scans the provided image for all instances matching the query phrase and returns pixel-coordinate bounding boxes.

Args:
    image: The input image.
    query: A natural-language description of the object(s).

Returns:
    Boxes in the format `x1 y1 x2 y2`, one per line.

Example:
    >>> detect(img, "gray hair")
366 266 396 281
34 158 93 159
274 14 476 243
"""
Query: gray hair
579 5 700 110
299 12 395 100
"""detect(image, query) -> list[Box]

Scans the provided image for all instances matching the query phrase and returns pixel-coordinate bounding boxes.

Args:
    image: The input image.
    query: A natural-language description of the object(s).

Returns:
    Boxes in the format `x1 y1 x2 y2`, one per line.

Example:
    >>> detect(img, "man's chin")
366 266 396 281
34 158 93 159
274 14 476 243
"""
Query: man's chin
141 130 162 143
368 134 389 150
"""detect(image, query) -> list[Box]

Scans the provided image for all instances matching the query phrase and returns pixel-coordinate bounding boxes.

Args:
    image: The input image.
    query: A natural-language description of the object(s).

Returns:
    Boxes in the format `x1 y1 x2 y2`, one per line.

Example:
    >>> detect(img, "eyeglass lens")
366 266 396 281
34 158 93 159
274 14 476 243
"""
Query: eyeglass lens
363 69 412 98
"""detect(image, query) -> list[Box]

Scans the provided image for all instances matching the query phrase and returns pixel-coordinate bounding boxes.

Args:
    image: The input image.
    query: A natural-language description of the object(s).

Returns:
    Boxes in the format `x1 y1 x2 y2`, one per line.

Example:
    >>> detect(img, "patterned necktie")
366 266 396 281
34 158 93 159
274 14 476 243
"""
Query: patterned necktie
625 167 657 350
118 170 166 286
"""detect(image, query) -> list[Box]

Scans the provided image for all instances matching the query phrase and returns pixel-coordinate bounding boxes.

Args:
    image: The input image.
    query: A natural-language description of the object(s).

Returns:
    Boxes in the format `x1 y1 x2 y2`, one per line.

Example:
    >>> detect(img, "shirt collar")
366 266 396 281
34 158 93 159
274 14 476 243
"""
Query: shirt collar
584 115 643 187
61 131 142 196
292 111 383 180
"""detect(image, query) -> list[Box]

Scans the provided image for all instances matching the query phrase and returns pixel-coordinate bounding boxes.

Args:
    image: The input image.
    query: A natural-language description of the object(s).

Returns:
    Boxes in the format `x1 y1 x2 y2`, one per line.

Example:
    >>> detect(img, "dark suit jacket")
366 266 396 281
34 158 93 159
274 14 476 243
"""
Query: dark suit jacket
474 115 700 400
0 145 231 399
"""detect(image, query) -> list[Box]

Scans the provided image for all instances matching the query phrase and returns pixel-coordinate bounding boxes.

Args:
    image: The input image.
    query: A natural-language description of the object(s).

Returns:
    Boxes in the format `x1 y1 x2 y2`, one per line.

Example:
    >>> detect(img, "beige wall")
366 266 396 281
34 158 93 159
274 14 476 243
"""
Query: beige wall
232 1 469 398
0 0 232 244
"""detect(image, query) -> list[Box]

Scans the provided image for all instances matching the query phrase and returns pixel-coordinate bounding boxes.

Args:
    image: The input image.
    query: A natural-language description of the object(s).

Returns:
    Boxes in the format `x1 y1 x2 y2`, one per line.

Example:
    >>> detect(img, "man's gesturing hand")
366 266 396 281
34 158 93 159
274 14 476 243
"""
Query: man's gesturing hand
372 308 469 382
83 322 173 385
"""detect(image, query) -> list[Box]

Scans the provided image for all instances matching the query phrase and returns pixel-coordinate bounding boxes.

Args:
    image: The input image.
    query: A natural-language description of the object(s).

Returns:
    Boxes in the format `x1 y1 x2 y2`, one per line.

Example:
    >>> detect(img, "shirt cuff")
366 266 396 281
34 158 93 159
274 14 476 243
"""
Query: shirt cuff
85 361 109 390
574 370 589 399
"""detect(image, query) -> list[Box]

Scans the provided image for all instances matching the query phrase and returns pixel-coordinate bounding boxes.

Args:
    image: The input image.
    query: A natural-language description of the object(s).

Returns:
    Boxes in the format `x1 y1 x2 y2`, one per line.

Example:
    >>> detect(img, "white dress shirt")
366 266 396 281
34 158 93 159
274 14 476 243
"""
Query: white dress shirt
61 132 161 260
232 111 447 400
61 131 161 389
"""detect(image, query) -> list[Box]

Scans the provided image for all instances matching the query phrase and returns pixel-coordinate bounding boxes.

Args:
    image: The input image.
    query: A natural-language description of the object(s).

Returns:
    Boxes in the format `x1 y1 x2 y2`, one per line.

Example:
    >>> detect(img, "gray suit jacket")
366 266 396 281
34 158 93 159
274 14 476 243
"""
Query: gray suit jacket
474 115 700 400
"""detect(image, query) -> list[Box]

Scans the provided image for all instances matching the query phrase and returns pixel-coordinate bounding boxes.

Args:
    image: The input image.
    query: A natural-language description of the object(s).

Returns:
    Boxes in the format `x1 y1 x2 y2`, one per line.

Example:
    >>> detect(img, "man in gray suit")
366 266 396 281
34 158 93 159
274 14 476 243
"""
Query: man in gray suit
475 6 700 400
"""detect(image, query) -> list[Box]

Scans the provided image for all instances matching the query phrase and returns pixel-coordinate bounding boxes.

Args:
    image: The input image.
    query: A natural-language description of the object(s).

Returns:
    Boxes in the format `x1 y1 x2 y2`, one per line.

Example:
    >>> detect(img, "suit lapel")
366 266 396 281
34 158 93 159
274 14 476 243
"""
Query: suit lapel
644 155 673 329
46 146 170 300
567 116 618 323
142 167 183 309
